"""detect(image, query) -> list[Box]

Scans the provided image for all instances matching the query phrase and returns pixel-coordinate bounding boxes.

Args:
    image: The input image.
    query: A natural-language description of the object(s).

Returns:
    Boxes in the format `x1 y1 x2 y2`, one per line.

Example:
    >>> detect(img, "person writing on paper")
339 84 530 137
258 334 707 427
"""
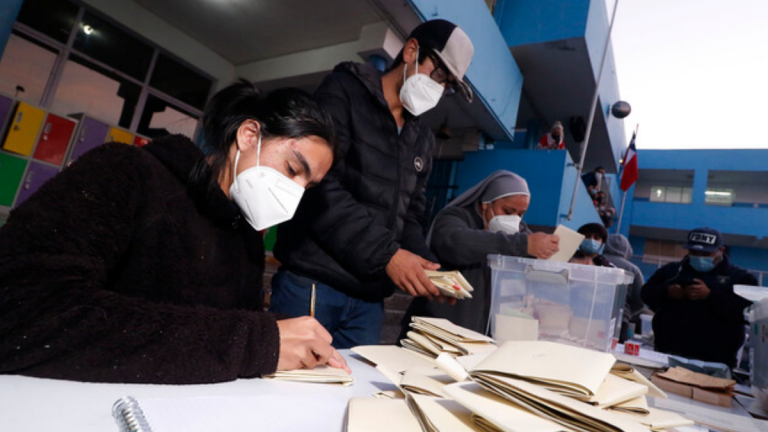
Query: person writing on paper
641 227 755 368
401 170 560 334
0 81 350 384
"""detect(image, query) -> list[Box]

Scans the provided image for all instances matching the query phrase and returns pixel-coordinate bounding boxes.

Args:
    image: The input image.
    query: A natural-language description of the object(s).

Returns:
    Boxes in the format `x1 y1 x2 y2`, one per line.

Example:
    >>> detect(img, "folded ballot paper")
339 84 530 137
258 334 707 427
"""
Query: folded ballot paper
425 270 474 299
262 364 353 386
469 341 616 399
401 316 497 359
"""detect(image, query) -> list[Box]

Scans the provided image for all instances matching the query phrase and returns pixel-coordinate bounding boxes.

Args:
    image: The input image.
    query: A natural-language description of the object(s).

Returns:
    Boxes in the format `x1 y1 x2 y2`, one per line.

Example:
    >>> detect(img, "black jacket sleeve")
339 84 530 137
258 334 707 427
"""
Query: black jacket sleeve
430 207 529 267
705 270 756 322
308 73 400 276
640 262 679 311
0 144 279 384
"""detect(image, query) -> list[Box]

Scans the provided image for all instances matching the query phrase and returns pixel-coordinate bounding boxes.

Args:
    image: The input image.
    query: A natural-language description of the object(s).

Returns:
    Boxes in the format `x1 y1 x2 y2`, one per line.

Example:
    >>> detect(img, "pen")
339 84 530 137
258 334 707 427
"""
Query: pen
310 283 316 317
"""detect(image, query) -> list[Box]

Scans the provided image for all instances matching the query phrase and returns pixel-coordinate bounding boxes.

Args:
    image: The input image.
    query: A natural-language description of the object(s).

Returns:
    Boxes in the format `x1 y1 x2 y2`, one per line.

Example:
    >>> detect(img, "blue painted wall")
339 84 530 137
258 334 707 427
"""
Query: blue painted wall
493 0 590 45
0 0 23 60
495 0 628 171
453 149 601 230
408 0 524 141
628 149 768 238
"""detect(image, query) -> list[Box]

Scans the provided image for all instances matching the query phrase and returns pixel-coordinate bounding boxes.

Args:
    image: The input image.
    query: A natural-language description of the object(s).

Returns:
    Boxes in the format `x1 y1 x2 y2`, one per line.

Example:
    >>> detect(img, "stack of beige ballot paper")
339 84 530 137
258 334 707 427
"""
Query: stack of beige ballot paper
400 316 498 359
425 270 474 299
349 336 693 432
262 364 353 386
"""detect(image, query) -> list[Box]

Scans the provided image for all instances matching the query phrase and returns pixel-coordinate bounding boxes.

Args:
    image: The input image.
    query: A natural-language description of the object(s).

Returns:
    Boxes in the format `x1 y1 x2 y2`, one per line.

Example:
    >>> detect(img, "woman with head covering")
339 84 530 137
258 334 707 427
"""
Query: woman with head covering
401 170 560 335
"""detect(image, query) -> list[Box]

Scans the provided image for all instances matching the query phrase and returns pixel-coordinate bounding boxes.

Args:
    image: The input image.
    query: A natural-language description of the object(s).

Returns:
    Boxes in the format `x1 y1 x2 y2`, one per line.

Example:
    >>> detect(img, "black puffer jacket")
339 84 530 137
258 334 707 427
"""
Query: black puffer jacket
641 255 755 367
275 62 436 300
0 136 280 384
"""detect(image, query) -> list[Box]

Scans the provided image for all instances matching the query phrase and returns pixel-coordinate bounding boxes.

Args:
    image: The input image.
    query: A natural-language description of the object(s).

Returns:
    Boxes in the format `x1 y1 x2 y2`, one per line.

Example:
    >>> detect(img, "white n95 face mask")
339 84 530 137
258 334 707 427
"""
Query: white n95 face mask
488 212 522 235
229 134 305 231
399 47 445 116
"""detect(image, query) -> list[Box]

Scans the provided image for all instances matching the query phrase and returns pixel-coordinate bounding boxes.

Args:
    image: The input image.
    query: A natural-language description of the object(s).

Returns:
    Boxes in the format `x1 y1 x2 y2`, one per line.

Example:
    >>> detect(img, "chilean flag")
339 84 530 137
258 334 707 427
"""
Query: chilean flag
620 133 638 191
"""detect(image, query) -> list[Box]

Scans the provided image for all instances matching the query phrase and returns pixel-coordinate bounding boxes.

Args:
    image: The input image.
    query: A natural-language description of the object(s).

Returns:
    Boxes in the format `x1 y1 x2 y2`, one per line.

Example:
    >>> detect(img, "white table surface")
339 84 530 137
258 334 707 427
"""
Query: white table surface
0 348 759 432
0 350 396 432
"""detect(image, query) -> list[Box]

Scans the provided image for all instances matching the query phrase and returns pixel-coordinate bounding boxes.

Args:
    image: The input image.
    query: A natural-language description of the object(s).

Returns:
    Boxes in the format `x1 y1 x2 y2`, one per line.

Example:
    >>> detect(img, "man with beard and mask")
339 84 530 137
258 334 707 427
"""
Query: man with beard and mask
272 20 475 347
537 121 565 150
400 170 560 335
642 228 755 368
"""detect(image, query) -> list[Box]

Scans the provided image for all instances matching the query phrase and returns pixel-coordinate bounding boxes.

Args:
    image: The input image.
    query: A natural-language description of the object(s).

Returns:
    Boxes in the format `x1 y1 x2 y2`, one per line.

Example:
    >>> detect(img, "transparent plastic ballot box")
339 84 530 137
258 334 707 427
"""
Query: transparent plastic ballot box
748 297 768 411
488 254 633 353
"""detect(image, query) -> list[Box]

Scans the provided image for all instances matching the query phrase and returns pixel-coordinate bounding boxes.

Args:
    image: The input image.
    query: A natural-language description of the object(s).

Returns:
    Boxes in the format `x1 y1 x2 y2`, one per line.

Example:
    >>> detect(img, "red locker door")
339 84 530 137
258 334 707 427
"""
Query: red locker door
133 136 150 147
33 114 77 166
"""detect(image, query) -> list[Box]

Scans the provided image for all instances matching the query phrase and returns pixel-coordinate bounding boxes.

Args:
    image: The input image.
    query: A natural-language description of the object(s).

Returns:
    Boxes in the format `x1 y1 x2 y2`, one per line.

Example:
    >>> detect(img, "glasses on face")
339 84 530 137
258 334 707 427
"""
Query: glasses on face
427 55 459 96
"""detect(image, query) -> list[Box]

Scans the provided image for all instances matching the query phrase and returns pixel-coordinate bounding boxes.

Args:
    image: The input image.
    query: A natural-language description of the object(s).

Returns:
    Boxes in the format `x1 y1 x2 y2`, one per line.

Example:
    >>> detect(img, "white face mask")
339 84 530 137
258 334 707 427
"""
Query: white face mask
487 209 521 235
399 47 445 116
229 134 305 231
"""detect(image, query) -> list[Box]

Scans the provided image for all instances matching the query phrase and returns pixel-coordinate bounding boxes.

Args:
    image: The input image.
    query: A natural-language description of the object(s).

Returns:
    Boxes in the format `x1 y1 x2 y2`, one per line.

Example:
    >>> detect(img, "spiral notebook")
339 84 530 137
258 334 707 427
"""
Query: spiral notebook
112 393 347 432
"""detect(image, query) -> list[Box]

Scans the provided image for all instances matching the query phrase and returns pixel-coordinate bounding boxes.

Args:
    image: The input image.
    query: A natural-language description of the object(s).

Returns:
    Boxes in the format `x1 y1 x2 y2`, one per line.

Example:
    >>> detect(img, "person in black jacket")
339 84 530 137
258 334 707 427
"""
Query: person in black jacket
641 227 756 368
272 19 475 348
0 81 349 384
401 170 560 335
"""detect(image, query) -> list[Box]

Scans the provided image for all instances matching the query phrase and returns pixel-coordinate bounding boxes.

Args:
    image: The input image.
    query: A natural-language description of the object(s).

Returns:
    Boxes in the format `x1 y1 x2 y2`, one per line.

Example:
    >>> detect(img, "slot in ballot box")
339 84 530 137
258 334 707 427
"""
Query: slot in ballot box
488 255 633 352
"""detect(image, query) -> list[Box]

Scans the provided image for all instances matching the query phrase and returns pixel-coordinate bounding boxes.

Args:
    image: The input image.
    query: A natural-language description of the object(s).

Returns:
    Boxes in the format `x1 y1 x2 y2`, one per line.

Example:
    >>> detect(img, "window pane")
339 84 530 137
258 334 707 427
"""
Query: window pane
137 94 199 139
682 187 692 204
16 0 79 44
0 33 57 105
73 12 153 81
51 55 140 128
705 188 734 206
150 54 212 110
665 187 682 203
650 186 665 202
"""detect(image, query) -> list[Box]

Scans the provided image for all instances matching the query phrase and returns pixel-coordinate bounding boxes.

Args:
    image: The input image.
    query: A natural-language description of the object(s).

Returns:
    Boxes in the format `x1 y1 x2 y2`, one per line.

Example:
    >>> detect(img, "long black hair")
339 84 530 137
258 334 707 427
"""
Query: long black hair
192 79 335 185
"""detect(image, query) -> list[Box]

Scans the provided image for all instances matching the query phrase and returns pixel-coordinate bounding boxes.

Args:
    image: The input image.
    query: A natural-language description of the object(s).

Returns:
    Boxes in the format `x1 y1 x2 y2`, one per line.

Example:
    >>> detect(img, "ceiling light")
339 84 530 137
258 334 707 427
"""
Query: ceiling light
83 24 94 35
705 191 731 196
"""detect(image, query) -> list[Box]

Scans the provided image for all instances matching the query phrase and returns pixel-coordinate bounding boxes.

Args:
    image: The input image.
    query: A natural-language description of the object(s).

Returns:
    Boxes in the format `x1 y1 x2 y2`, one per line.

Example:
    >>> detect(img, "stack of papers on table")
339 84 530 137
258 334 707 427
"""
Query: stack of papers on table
425 270 474 299
400 317 497 359
351 321 692 432
262 364 354 386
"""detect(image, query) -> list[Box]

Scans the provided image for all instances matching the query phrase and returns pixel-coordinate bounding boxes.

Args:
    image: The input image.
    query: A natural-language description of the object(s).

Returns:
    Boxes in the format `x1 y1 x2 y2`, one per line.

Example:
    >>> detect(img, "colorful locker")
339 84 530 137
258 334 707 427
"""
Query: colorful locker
33 114 77 166
68 116 110 163
0 152 28 207
107 126 134 145
2 102 45 156
15 161 60 207
133 135 150 147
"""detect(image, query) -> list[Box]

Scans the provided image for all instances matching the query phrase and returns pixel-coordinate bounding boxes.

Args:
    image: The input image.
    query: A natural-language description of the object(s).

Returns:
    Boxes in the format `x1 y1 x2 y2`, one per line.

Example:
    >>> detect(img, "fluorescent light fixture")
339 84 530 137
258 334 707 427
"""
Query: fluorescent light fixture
705 191 732 196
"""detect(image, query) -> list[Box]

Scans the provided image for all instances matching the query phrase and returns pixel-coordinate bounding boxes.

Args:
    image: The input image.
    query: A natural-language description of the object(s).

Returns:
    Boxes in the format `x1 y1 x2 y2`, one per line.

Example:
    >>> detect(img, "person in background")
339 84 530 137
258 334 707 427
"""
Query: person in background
581 166 605 198
603 234 646 342
0 81 349 384
595 191 616 228
570 223 613 267
537 121 565 150
641 228 755 368
271 19 475 348
401 170 560 335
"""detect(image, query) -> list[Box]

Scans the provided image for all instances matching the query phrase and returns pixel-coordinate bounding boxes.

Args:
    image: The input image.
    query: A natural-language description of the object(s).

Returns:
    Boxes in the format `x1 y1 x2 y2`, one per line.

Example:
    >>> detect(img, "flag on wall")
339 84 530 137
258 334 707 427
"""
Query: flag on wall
619 132 638 191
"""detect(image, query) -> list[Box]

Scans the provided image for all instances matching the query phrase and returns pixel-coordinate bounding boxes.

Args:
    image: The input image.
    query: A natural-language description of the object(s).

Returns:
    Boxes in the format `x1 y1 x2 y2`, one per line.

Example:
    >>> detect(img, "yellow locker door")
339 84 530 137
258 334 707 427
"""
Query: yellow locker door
106 127 134 145
3 102 46 156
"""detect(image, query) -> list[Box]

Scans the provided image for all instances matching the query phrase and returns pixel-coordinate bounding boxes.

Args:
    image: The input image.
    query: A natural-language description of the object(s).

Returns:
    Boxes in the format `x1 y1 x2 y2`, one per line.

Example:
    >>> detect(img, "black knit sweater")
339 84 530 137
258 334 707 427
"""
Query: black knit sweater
0 135 280 384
